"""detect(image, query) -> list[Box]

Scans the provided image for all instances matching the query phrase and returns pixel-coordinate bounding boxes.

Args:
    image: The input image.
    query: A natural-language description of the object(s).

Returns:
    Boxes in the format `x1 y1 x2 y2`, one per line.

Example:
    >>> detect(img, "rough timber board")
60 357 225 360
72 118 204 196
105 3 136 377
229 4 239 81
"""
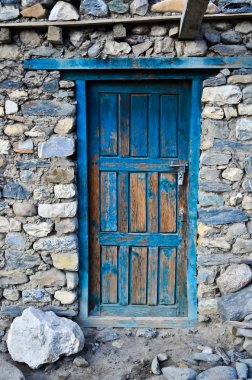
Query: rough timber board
179 0 209 39
24 57 252 71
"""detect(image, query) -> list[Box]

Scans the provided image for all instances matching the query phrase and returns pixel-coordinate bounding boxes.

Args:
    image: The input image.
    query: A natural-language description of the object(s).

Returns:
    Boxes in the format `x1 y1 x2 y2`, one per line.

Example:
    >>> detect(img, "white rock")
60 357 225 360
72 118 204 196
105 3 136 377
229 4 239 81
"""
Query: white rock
222 167 243 182
38 202 77 218
66 271 79 290
103 40 131 56
7 307 84 369
5 100 18 115
3 288 20 301
23 221 53 237
238 103 252 116
202 106 224 120
54 290 77 305
0 216 9 233
242 196 252 210
49 1 79 21
54 184 76 199
217 264 252 294
236 118 252 141
202 85 242 105
0 139 10 154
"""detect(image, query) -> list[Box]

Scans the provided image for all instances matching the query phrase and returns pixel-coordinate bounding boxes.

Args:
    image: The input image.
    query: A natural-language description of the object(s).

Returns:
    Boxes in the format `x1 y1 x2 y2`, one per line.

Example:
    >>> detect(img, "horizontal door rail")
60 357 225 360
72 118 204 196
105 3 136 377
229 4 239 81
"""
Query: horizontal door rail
99 233 181 246
100 157 188 172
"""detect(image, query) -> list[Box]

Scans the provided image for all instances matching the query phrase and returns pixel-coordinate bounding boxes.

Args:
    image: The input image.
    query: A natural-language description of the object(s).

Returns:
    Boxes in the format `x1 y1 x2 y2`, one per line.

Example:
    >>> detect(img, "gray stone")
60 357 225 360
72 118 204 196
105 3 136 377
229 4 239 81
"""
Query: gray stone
3 180 29 199
176 40 207 57
221 30 242 44
38 136 75 158
69 31 85 47
201 151 231 165
38 202 77 218
203 76 226 87
0 27 11 43
24 222 53 237
243 85 252 104
243 178 252 192
54 290 77 305
20 30 40 47
197 267 218 285
217 264 252 294
103 40 131 56
34 234 78 252
236 118 252 141
198 254 240 267
198 193 224 207
5 250 41 269
0 270 28 286
13 202 37 217
218 284 252 321
244 156 252 176
42 80 59 93
202 85 242 105
192 353 221 363
222 167 243 182
52 251 79 271
7 307 84 369
6 232 26 250
88 43 103 58
47 26 63 45
196 366 237 380
150 25 167 36
16 159 50 169
95 329 121 343
130 0 148 15
66 271 79 290
0 217 9 233
199 180 230 193
233 238 252 254
0 6 19 21
22 289 51 304
55 218 78 235
210 44 247 55
0 359 25 380
108 0 129 14
49 1 79 20
235 21 252 34
80 0 108 16
44 167 74 184
0 45 19 59
204 29 221 45
136 328 157 338
236 362 248 379
30 268 66 288
22 100 75 117
162 366 197 380
199 208 248 225
113 24 126 40
132 40 153 56
28 47 61 57
3 288 19 301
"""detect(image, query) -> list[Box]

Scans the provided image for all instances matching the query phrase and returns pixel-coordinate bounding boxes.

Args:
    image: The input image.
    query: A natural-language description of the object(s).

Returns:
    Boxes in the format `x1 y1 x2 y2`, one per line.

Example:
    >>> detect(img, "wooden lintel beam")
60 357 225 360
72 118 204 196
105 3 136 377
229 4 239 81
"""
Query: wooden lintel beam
0 12 252 30
179 0 210 40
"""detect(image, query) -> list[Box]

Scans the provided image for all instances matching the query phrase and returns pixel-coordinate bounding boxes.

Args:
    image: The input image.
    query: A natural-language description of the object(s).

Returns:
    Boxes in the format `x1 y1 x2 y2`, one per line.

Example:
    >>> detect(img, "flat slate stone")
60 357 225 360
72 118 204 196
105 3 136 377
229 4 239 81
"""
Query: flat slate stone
0 79 22 89
16 159 50 169
196 366 237 379
218 284 252 321
5 250 41 269
213 139 252 151
80 0 108 16
199 180 230 193
2 180 29 199
0 305 77 318
199 208 248 225
210 44 247 56
197 254 237 267
22 100 75 116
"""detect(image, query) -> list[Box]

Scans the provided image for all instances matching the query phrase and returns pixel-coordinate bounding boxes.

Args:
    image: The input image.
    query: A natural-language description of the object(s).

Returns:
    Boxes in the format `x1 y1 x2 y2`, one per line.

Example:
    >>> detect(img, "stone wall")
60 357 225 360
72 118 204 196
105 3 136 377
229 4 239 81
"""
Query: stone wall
0 14 251 338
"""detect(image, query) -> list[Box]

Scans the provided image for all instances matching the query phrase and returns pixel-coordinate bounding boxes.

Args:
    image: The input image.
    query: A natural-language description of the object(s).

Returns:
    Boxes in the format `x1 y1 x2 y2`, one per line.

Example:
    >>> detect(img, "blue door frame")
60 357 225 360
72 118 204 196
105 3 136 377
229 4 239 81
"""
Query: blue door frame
74 74 202 328
24 58 252 328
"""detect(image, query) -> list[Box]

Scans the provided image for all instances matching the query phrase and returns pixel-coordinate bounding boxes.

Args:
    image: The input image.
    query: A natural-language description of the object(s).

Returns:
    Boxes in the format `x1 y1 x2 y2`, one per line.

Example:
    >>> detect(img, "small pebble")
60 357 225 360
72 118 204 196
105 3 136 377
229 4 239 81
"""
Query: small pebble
73 356 89 368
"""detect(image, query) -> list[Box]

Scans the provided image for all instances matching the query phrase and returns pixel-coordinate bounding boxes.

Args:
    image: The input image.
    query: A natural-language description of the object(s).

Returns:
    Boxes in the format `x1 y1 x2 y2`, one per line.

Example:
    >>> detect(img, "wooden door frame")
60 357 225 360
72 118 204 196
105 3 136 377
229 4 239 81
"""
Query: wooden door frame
24 57 252 328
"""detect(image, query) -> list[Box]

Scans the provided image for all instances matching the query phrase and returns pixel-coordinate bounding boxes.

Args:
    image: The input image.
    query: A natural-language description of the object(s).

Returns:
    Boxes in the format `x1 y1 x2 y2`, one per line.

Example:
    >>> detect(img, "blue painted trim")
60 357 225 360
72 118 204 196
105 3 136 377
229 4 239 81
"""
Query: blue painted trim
24 57 252 70
76 80 89 320
187 78 202 321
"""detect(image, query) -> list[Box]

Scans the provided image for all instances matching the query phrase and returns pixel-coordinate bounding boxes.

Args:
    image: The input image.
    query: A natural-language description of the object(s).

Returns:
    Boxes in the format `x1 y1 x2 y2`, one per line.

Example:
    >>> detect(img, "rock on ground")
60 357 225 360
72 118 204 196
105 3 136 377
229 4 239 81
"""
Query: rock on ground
218 284 252 321
162 366 198 380
217 264 252 294
196 366 237 379
0 359 25 380
7 307 84 369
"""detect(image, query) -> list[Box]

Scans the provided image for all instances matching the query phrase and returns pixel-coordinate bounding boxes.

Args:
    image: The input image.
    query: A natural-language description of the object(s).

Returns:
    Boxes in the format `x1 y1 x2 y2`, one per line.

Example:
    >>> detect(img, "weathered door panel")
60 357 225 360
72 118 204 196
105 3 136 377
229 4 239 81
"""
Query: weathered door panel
87 81 191 318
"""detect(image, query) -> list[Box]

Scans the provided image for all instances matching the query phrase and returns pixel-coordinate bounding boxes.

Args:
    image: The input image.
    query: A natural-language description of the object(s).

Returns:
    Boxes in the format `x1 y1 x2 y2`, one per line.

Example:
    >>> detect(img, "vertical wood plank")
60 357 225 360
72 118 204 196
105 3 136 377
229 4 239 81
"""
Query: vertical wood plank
100 172 117 232
88 89 101 313
101 246 118 304
100 93 118 156
148 247 158 305
131 247 147 305
160 95 178 157
159 248 176 305
130 173 146 232
148 94 159 158
160 173 177 233
119 246 129 305
148 172 158 233
130 95 148 157
119 93 130 157
118 172 128 232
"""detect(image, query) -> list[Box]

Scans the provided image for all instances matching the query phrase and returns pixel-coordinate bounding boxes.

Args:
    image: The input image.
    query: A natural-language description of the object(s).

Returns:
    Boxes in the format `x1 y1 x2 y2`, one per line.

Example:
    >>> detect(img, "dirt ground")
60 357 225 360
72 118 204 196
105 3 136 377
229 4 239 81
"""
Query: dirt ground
0 322 237 380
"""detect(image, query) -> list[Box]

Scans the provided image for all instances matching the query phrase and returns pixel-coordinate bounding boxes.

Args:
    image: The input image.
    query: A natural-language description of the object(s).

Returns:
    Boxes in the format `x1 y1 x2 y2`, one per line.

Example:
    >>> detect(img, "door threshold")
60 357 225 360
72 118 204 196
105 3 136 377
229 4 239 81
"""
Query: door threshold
76 316 198 329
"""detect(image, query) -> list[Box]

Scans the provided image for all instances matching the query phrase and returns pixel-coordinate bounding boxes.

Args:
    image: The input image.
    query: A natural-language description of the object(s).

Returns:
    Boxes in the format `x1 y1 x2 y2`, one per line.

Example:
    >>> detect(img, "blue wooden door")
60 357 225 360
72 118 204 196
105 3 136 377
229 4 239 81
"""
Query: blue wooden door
87 81 191 319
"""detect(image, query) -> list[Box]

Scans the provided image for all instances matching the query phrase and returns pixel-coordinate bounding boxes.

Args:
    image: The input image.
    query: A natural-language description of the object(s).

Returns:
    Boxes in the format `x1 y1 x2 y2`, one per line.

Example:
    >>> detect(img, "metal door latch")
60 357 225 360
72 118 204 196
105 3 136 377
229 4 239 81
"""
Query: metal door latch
178 167 186 186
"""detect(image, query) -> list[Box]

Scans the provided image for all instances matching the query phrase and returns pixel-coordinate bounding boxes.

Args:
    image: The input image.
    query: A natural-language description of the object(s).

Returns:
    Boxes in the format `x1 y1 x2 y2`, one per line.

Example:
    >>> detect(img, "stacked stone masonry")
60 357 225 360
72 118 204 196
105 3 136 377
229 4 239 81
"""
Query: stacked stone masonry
0 0 251 336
